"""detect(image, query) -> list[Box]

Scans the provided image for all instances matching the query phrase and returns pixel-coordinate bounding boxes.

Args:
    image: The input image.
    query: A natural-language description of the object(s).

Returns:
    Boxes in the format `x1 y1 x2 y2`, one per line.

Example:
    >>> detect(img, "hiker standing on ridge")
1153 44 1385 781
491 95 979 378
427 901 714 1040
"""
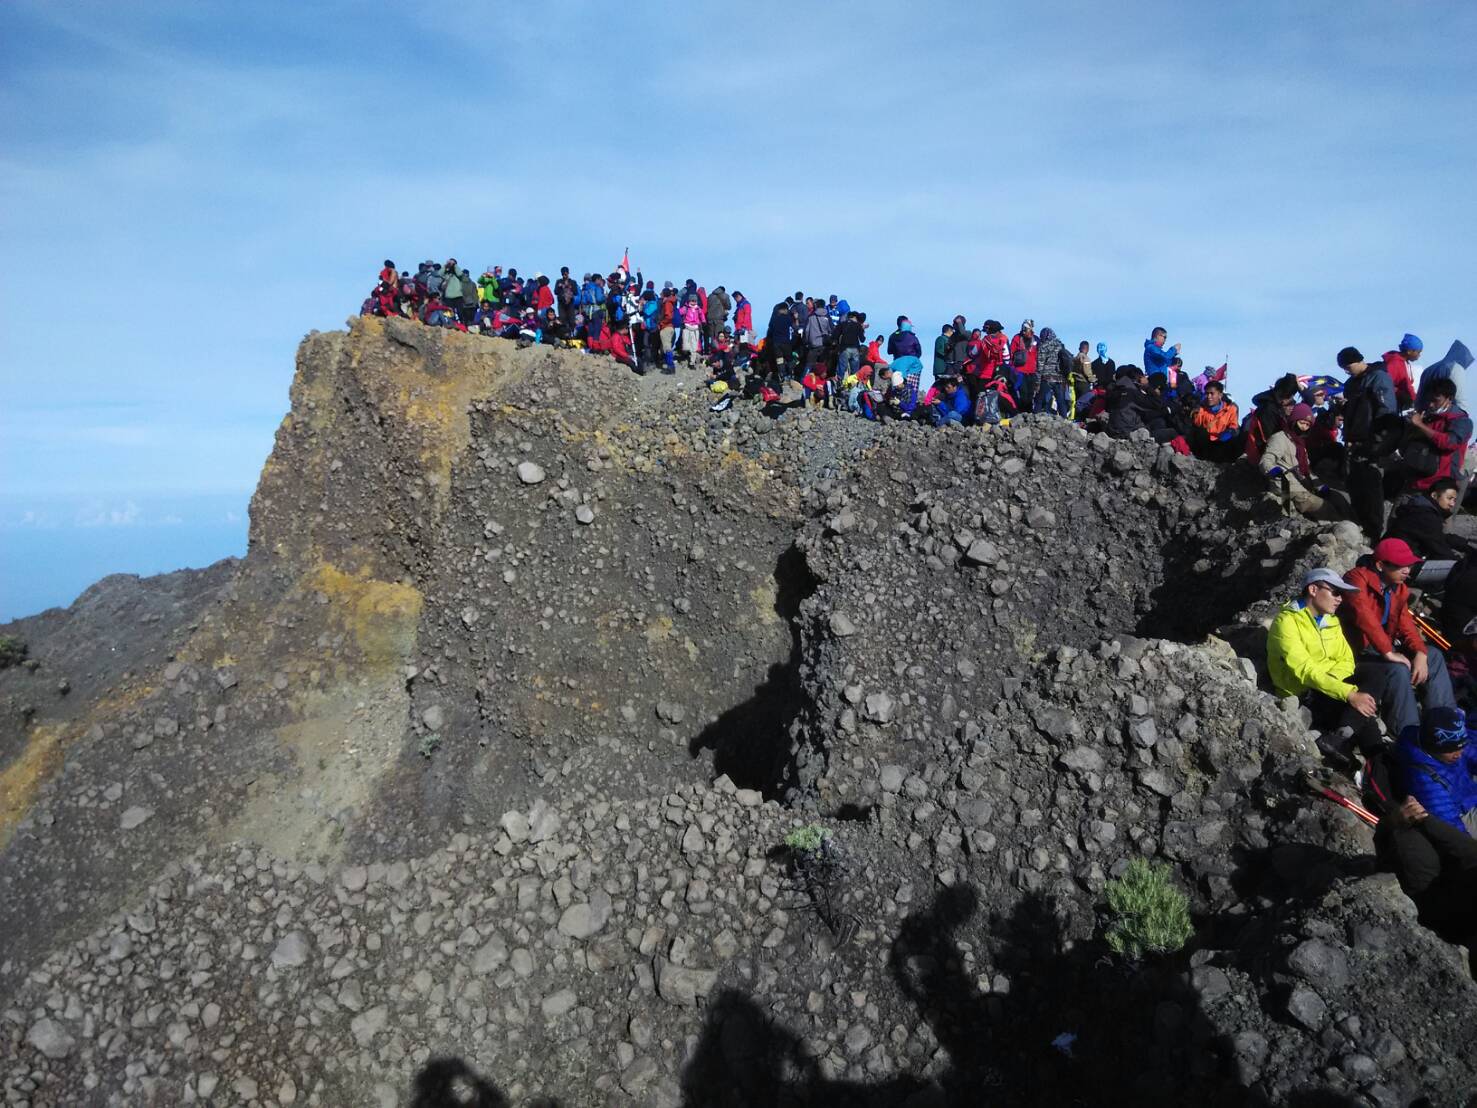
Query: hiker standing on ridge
1341 345 1402 539
887 317 922 360
1091 342 1116 388
1383 333 1424 411
1010 321 1038 412
1144 326 1181 376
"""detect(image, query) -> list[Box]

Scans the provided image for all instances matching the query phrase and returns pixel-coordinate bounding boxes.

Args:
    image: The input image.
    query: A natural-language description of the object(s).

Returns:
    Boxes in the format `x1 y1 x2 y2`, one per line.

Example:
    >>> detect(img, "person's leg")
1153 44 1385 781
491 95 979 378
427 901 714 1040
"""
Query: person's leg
1018 374 1037 413
1419 647 1458 714
1347 458 1386 541
1354 658 1419 736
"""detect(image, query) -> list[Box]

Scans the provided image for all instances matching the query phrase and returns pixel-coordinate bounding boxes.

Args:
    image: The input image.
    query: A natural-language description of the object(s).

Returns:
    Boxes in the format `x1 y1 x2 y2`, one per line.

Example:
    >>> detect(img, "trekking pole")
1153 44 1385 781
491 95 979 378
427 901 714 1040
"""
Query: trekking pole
1311 783 1378 827
1414 614 1451 652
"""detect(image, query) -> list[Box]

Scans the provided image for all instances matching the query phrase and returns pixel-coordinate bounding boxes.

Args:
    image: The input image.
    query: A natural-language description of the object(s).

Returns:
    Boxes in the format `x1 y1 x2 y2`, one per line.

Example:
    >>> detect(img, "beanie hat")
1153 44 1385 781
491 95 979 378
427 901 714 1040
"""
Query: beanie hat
1289 403 1315 424
1400 333 1424 353
1336 346 1363 369
1420 705 1467 754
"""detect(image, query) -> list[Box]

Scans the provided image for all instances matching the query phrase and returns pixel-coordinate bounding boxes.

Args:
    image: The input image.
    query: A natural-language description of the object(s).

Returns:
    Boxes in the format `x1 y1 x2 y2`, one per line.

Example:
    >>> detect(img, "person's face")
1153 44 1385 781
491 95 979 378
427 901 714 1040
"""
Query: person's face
1280 397 1295 413
1311 389 1326 405
1434 488 1460 514
1308 583 1345 617
1378 562 1413 586
1436 749 1464 764
1296 418 1313 432
1428 394 1452 415
1206 388 1223 404
1153 330 1166 345
1080 343 1089 353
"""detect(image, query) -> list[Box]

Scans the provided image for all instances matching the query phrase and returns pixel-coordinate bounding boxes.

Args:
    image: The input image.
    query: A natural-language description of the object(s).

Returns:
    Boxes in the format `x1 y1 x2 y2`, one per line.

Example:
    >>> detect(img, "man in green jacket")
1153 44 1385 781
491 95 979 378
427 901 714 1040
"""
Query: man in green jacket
1267 567 1381 765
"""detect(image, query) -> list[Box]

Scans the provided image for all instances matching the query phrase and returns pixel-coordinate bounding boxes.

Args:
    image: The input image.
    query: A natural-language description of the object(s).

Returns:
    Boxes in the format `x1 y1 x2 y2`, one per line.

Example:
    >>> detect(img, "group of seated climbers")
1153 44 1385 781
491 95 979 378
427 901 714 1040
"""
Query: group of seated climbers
1268 537 1477 941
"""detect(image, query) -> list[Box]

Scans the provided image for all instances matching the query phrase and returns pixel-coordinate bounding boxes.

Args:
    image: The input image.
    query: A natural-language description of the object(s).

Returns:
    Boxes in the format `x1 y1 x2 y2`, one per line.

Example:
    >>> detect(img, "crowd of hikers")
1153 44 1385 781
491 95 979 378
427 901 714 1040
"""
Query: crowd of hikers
363 255 1477 940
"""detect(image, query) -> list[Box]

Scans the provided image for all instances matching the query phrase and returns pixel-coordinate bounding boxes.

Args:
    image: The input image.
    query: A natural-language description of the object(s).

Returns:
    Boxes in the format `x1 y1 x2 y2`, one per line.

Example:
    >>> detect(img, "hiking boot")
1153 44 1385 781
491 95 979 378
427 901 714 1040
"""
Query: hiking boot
710 395 733 413
1315 732 1356 772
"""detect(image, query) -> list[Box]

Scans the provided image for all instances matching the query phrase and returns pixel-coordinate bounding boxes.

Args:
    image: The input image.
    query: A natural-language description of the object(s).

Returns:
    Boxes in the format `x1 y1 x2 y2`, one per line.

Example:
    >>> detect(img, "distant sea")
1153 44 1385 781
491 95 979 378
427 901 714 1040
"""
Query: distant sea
0 492 249 622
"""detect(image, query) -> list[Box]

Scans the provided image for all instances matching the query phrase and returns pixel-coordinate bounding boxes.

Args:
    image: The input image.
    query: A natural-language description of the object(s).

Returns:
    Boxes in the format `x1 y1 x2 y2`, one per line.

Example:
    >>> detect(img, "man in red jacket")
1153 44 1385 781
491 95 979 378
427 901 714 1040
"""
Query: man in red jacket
1340 537 1458 734
1383 334 1423 411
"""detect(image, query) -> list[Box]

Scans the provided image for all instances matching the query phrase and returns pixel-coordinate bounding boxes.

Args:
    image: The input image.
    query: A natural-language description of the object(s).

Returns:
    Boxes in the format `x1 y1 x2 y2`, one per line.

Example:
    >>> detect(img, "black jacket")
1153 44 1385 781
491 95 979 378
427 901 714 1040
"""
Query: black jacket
1385 495 1471 562
1091 357 1117 388
1107 380 1165 439
835 319 865 349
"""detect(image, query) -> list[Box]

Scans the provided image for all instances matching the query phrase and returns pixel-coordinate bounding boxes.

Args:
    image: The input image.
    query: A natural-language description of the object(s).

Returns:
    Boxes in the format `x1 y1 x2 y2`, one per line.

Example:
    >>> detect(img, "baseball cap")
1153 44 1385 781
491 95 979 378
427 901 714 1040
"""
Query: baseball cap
1302 568 1356 592
1372 538 1422 567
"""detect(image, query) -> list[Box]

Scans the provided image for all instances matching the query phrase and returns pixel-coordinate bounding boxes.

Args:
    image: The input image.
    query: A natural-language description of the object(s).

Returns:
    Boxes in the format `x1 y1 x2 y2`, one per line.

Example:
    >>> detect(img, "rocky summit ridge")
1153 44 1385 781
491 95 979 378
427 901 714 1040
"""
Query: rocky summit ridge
1 315 1473 1107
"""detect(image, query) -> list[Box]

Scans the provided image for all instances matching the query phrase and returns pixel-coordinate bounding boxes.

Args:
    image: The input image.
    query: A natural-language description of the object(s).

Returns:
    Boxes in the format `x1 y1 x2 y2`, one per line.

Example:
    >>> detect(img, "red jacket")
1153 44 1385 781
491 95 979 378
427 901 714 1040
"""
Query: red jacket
1383 351 1416 410
1010 334 1038 375
1339 562 1427 657
734 299 752 333
969 333 1009 379
1410 405 1473 491
535 285 554 312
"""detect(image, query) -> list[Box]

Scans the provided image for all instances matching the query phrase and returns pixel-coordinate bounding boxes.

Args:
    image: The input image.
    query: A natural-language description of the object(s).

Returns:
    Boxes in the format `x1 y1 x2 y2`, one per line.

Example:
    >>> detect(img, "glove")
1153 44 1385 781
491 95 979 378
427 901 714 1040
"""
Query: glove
1317 484 1331 496
1267 466 1285 478
1218 431 1235 441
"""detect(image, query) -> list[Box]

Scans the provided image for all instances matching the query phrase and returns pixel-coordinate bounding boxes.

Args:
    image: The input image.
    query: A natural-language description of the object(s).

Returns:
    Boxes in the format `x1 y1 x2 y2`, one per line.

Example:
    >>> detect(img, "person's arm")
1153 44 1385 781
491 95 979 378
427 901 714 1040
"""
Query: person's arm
1402 757 1464 828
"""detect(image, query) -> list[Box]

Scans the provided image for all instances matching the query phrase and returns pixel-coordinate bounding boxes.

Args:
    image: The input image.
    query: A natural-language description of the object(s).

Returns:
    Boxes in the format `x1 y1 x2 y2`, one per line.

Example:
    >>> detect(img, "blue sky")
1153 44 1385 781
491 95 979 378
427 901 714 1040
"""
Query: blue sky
2 1 1474 619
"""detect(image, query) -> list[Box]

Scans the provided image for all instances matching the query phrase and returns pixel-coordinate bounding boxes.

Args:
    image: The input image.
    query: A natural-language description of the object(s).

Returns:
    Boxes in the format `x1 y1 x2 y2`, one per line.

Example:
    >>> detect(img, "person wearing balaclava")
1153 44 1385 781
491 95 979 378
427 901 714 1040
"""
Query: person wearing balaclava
1091 342 1116 389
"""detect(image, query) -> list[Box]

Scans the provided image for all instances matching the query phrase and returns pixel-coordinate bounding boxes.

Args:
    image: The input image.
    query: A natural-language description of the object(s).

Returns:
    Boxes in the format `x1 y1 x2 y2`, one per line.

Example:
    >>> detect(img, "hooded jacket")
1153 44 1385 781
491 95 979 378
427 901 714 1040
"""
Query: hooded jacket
1396 733 1477 835
1010 332 1038 375
1416 340 1474 416
1267 599 1357 702
1035 329 1067 383
733 297 752 334
1340 560 1428 658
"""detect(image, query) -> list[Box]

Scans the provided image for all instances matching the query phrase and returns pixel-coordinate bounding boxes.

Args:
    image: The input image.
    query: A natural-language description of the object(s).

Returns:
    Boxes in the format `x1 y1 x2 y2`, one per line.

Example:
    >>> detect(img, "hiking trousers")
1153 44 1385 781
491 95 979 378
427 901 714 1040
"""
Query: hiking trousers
659 326 675 354
1355 650 1456 736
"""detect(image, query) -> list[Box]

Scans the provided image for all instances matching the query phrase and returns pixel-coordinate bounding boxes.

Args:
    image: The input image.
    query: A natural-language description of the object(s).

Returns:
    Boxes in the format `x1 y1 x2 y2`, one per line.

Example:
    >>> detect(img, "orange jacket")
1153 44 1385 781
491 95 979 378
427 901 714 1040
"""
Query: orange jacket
1192 400 1240 437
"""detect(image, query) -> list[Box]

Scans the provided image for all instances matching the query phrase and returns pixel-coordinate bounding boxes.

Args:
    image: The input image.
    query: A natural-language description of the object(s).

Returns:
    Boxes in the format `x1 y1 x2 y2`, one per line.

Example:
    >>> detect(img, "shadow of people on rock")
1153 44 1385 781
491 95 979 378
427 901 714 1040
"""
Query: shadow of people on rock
408 1057 512 1108
681 881 1272 1107
688 543 816 799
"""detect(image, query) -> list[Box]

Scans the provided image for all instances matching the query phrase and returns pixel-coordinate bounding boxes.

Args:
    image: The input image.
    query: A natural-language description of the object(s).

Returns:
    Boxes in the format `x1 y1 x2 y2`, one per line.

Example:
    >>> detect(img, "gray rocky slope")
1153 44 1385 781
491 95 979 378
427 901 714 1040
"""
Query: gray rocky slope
1 316 1472 1106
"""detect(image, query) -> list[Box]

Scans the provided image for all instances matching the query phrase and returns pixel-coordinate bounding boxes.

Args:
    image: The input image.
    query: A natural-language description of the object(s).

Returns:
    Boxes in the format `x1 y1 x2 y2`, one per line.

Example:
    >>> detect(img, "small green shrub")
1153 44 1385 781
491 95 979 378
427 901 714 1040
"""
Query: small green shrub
0 636 27 669
784 823 831 853
1103 858 1193 960
419 733 442 759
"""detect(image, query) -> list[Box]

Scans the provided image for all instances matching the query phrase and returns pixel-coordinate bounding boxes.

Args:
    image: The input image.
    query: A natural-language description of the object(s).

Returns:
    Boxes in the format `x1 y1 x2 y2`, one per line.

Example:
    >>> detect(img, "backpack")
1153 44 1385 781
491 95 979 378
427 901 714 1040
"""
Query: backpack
1359 746 1401 818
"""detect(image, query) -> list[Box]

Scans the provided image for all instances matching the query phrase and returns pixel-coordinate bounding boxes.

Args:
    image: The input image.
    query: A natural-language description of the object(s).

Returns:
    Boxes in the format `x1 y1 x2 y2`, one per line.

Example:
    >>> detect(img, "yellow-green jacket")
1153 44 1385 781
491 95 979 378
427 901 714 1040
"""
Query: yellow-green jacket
1266 600 1355 702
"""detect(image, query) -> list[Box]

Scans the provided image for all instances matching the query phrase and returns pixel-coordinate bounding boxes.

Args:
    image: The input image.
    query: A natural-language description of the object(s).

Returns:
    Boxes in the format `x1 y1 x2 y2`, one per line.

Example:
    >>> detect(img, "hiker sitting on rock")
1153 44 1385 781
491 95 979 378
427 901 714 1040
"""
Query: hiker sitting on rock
1267 568 1382 764
1377 705 1477 942
927 376 971 427
1258 403 1344 521
1339 538 1459 737
1383 477 1472 591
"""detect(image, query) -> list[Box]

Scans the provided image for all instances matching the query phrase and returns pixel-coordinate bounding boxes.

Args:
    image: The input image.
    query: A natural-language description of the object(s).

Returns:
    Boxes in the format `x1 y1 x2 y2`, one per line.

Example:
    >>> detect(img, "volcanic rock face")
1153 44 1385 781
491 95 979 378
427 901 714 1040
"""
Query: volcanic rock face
1 317 1473 1106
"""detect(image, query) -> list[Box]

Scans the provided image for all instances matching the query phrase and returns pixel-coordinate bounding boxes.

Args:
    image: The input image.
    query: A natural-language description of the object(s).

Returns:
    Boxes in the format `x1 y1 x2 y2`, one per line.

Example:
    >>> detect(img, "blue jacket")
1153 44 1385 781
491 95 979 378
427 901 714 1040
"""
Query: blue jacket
1144 338 1175 375
1397 731 1477 834
937 385 971 417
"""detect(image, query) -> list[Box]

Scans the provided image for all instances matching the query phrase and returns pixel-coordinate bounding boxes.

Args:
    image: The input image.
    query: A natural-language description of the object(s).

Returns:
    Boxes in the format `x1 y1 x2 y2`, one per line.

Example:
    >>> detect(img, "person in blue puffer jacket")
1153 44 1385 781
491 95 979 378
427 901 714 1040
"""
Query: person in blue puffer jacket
1144 326 1181 376
1396 705 1477 836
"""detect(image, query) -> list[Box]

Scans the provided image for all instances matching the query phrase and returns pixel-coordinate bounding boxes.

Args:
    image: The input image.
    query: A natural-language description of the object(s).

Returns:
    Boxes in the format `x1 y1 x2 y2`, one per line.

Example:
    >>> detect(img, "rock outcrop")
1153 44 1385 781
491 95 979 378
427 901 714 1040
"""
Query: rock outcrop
1 317 1471 1106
